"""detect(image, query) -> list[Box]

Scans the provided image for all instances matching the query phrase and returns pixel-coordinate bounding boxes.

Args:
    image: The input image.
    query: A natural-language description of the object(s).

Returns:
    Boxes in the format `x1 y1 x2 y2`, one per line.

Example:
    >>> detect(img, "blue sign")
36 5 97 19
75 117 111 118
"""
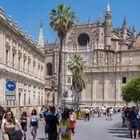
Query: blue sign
6 81 16 91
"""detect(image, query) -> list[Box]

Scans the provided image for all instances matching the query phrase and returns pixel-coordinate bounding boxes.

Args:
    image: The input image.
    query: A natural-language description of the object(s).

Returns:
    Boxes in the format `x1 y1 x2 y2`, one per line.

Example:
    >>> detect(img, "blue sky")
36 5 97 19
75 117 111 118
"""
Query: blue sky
0 0 139 43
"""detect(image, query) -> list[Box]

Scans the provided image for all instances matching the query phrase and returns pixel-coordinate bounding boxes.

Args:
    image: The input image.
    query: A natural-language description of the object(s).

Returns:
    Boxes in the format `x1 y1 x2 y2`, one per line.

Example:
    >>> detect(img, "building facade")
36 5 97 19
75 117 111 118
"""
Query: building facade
45 4 140 107
0 8 45 113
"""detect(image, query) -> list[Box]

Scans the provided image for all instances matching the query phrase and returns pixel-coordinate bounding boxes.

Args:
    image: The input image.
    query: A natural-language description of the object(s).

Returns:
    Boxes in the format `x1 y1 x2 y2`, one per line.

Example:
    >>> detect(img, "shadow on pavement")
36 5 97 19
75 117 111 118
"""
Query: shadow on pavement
108 123 131 139
37 138 46 140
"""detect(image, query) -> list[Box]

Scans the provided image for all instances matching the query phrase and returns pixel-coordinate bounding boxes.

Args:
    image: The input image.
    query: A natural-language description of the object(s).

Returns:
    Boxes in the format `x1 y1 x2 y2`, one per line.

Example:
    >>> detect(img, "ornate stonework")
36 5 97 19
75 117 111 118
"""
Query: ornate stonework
45 4 140 107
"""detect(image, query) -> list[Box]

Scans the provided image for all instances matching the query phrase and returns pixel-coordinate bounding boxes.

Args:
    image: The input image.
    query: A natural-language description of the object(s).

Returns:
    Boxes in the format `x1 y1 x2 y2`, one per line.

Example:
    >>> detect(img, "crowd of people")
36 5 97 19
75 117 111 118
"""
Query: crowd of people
0 106 77 140
0 105 139 140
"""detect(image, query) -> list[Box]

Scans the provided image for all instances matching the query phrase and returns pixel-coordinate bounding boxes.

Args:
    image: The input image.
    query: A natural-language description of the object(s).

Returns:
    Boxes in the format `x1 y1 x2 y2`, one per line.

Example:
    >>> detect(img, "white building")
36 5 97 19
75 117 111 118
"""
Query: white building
0 7 45 114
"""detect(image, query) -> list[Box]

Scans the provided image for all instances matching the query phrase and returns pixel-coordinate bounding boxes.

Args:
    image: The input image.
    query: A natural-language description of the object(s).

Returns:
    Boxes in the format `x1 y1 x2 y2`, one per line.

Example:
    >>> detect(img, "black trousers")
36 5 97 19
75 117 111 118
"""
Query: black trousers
48 132 57 140
85 113 90 121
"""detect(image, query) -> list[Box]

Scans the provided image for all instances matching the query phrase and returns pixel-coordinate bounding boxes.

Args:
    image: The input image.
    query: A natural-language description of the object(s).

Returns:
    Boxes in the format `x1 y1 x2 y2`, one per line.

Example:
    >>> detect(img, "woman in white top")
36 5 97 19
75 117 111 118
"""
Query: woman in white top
1 110 24 140
30 109 39 140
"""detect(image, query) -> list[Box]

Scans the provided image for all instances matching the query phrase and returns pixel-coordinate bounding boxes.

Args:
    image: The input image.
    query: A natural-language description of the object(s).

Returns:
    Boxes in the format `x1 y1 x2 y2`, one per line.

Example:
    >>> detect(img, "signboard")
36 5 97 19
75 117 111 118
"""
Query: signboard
6 81 16 91
5 90 16 95
5 80 16 101
5 95 16 101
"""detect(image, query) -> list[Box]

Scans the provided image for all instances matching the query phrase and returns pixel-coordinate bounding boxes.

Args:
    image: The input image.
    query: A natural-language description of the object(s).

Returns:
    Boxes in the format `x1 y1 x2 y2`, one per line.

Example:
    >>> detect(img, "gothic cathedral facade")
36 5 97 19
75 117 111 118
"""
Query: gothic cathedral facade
45 4 140 107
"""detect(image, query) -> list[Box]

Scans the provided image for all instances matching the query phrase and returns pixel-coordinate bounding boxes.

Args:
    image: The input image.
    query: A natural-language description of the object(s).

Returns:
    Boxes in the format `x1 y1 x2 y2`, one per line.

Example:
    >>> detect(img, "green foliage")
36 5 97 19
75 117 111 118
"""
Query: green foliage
121 77 140 103
50 4 76 37
50 4 76 106
68 54 87 92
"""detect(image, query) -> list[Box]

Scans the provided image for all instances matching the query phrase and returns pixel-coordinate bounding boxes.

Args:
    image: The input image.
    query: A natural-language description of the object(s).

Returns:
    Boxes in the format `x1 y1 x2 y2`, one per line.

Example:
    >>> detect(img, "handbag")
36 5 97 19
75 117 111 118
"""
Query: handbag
7 129 23 140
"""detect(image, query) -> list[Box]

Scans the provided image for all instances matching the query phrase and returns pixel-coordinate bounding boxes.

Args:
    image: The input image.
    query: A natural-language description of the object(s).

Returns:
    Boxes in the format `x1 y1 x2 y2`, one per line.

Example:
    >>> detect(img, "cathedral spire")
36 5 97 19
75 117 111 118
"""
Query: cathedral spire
105 2 112 49
123 17 127 29
99 13 102 24
106 2 111 12
38 21 44 48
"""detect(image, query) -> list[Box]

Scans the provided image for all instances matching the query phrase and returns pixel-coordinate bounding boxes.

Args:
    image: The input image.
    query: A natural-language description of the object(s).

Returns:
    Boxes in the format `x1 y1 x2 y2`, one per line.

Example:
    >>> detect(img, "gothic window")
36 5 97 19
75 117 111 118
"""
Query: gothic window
78 33 90 46
47 63 53 75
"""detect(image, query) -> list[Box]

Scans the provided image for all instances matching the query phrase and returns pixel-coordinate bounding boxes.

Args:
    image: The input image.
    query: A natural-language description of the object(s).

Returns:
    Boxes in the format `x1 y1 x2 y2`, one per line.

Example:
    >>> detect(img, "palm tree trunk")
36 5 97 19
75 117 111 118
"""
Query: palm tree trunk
57 36 63 107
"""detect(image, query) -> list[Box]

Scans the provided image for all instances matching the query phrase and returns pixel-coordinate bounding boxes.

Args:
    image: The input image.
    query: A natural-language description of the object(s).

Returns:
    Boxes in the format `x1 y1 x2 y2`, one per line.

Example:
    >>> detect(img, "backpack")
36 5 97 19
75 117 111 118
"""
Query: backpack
60 124 69 137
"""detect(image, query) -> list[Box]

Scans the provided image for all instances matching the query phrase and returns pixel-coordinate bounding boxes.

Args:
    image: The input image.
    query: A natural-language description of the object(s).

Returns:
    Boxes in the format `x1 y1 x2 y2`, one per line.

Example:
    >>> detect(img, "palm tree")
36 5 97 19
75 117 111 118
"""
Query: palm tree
68 54 87 106
50 4 76 107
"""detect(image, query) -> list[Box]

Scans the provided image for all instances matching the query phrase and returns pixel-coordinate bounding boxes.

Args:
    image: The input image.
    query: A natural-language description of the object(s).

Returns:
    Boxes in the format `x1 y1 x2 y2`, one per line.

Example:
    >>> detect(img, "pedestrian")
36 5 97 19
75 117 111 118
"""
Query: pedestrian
1 110 24 140
70 109 76 135
84 108 90 121
0 106 5 128
45 106 59 140
129 106 139 139
20 112 27 140
30 109 39 140
43 106 50 139
60 108 72 140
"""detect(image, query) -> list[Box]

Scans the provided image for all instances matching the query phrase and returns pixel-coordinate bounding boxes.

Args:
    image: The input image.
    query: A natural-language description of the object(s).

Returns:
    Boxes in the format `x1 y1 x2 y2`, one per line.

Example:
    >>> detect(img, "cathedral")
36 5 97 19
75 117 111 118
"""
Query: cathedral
0 3 140 111
45 3 140 107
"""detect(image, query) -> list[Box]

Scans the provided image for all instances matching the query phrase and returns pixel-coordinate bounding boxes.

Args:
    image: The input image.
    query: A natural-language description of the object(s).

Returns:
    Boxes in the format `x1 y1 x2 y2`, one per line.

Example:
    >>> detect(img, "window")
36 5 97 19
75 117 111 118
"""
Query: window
33 95 35 105
18 56 21 69
33 62 35 74
24 94 26 105
47 63 53 75
28 97 30 105
38 94 40 105
23 59 26 69
28 61 30 72
78 33 90 46
122 77 126 84
6 50 8 64
12 53 15 67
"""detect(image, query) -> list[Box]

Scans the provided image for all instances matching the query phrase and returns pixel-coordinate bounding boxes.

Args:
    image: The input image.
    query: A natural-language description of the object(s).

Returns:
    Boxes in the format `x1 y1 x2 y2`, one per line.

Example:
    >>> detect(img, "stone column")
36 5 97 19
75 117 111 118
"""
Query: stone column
92 80 96 106
104 77 109 105
116 75 121 101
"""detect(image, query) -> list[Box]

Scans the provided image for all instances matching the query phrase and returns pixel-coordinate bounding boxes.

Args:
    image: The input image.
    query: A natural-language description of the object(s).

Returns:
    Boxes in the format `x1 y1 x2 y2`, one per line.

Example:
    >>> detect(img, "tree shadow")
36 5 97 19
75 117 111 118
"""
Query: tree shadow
108 123 131 139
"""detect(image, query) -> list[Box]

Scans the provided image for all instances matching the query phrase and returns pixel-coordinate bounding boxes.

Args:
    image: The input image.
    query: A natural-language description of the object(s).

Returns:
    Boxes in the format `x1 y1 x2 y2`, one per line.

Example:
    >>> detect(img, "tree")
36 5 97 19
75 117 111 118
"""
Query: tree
50 4 76 107
121 77 140 106
68 54 87 106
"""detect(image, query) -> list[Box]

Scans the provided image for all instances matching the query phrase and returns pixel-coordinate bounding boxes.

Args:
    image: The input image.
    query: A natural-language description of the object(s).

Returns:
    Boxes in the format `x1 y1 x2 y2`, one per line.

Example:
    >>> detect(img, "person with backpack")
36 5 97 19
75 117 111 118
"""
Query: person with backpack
45 106 59 140
30 109 39 140
60 108 72 140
